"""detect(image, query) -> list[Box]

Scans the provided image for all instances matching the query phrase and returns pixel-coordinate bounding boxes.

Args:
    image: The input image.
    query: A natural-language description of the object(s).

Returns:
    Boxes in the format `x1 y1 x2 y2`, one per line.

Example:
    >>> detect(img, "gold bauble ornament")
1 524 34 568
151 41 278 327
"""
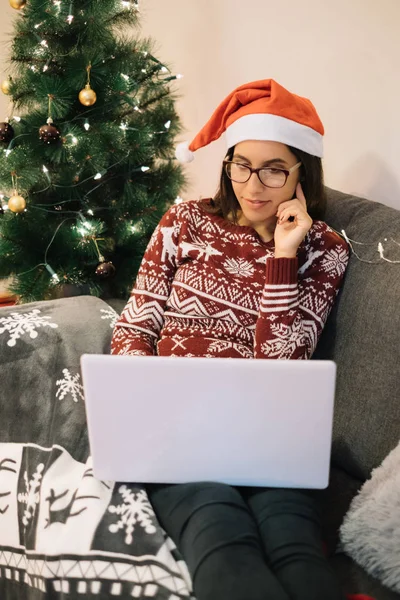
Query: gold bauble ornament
79 84 97 107
1 78 11 95
8 194 26 213
9 0 26 9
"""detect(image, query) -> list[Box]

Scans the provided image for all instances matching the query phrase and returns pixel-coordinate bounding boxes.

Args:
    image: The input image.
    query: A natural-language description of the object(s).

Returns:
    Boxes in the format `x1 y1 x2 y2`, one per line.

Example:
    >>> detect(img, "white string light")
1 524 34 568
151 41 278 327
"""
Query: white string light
82 221 93 231
76 214 94 236
45 264 60 283
121 0 139 10
42 165 51 183
43 58 51 72
67 0 74 23
84 120 90 131
174 196 183 204
141 166 150 172
164 120 171 129
339 228 400 264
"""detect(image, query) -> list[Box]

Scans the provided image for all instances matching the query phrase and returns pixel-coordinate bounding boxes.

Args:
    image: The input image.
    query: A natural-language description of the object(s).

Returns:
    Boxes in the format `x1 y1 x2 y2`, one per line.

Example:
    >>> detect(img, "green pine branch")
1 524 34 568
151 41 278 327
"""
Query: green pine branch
0 0 187 302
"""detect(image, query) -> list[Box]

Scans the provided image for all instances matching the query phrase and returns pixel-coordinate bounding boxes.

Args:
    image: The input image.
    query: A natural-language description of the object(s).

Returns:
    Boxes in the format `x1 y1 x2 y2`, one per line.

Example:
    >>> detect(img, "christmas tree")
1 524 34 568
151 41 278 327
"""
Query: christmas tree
0 0 185 302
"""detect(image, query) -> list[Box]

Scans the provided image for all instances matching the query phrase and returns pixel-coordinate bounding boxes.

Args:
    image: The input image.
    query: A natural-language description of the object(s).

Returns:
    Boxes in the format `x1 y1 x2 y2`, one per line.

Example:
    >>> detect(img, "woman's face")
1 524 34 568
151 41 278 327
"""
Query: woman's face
229 140 301 229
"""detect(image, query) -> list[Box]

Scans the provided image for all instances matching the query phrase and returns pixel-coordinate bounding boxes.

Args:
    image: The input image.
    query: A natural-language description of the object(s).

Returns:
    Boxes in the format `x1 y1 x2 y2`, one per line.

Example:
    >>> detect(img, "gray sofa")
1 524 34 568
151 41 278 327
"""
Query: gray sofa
0 187 399 599
312 187 400 599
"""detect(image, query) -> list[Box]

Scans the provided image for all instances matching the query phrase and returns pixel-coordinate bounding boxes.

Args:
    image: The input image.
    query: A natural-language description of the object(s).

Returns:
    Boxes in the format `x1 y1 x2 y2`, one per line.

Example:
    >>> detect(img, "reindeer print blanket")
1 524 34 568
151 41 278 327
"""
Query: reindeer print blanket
0 296 193 599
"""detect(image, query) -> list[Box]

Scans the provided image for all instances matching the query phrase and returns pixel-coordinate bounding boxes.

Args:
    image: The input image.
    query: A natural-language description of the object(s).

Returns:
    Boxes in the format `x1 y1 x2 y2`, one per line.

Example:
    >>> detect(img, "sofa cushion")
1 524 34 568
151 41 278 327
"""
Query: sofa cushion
313 188 400 480
314 466 362 556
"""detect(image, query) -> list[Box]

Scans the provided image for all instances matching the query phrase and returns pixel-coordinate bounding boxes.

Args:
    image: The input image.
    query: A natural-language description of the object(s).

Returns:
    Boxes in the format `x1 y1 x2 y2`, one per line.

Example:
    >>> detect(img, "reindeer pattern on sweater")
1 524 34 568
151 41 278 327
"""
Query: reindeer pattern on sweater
111 199 349 360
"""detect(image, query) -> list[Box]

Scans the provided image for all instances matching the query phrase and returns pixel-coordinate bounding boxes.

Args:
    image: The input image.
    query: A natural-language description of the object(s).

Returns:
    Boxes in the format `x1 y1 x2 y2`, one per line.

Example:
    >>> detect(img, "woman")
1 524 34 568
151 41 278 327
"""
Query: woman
111 79 354 600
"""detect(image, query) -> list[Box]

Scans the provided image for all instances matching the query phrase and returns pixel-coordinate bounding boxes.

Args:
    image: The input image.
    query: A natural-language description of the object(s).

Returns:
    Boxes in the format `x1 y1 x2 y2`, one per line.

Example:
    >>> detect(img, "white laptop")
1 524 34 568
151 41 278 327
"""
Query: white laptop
80 355 336 489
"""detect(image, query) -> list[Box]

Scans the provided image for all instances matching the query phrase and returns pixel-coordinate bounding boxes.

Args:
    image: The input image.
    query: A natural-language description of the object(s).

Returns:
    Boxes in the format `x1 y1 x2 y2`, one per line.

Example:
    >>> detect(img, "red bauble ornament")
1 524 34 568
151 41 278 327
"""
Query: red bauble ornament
0 121 14 143
39 118 61 144
95 261 116 278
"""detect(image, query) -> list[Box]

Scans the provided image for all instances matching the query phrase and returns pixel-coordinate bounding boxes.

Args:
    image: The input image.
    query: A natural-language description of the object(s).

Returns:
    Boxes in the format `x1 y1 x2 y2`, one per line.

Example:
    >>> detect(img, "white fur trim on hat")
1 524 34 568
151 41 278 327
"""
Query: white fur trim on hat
175 141 195 163
225 113 324 158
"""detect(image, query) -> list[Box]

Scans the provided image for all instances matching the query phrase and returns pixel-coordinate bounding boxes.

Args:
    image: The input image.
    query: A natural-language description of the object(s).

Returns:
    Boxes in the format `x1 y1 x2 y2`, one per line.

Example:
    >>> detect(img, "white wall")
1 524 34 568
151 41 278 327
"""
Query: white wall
1 0 400 211
138 0 400 209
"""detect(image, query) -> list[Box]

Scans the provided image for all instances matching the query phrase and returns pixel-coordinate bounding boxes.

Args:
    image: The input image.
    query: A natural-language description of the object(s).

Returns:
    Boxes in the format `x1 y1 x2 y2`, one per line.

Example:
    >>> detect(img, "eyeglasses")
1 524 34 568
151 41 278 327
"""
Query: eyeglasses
223 160 302 189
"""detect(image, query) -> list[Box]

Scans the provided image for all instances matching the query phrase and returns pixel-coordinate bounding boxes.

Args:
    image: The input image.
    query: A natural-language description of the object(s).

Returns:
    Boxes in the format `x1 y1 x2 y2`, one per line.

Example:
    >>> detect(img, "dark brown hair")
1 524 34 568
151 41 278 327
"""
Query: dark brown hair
203 145 327 222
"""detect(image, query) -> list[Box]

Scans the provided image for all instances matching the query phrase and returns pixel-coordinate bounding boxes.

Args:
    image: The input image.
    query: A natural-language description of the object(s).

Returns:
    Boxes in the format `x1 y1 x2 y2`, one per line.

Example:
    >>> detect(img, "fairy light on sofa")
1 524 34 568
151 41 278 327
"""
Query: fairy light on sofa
340 229 400 264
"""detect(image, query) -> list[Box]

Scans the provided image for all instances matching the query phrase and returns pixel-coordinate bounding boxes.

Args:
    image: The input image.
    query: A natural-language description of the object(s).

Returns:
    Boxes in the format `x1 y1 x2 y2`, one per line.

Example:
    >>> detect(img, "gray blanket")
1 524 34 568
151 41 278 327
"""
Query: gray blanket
0 296 193 599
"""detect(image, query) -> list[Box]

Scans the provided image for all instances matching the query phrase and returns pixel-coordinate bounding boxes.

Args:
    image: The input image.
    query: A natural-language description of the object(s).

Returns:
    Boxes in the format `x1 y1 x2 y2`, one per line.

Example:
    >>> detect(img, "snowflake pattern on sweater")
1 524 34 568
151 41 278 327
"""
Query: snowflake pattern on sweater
111 199 349 360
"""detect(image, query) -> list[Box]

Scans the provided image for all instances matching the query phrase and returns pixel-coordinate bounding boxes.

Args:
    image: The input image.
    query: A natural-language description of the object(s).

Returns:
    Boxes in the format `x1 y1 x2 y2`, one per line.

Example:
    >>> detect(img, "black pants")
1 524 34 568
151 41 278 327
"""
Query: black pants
147 482 346 600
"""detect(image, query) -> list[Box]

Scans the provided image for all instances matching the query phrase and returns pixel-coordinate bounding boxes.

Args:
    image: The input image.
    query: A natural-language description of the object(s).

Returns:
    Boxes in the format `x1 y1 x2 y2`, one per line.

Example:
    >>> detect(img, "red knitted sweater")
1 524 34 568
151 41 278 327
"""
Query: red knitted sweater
111 199 349 359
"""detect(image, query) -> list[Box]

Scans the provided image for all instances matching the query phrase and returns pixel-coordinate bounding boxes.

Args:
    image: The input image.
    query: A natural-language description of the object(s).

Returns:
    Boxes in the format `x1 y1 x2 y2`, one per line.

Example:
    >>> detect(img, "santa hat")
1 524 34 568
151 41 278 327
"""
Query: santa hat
175 79 324 162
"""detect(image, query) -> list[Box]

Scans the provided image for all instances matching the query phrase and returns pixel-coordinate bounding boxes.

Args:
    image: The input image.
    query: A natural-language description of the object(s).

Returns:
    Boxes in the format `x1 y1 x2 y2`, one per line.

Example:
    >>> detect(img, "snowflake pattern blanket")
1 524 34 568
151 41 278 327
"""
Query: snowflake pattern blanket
0 296 193 599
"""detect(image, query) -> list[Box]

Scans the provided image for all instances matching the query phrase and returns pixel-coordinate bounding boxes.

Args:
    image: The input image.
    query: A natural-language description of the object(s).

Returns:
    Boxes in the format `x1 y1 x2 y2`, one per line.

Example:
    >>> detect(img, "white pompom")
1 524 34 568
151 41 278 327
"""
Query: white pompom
175 141 195 163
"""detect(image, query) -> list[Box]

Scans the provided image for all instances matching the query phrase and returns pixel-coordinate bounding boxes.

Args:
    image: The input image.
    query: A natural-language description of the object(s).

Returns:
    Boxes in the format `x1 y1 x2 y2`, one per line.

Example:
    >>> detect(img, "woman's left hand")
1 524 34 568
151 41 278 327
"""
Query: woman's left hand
274 183 313 257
